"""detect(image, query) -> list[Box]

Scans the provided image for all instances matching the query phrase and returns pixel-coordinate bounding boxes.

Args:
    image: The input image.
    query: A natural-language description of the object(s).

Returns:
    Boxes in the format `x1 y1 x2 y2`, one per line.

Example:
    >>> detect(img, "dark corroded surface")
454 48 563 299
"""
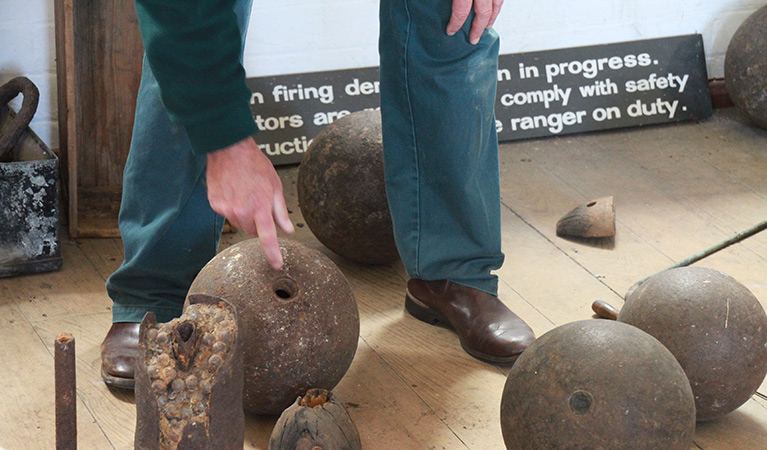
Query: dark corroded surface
55 333 76 450
135 295 244 449
620 267 767 421
297 110 399 265
501 320 695 450
0 106 61 277
188 238 360 415
0 77 39 160
269 388 361 450
725 5 767 129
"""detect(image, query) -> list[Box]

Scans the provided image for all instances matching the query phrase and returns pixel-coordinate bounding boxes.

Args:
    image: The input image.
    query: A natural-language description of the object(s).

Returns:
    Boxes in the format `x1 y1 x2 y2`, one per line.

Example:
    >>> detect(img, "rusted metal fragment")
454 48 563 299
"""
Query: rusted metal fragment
620 267 767 421
0 77 39 160
297 110 399 265
55 333 77 450
591 300 619 320
725 5 767 129
501 320 695 449
556 196 615 238
134 295 243 449
188 238 360 415
269 389 361 450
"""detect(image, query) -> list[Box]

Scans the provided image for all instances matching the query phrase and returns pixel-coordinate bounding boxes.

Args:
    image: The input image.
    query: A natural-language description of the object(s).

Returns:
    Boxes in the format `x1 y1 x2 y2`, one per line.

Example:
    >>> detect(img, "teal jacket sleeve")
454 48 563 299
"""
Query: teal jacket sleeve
135 0 258 155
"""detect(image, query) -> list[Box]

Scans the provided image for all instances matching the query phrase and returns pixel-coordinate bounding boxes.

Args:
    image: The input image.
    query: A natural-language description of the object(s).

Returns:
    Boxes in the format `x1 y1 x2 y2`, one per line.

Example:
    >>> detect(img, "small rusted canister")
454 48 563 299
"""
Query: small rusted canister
269 388 361 450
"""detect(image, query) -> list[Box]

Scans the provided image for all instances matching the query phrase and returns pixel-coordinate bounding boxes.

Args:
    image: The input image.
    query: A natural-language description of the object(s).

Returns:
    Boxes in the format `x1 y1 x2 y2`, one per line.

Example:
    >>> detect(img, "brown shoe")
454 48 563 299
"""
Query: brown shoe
405 279 535 364
101 322 140 389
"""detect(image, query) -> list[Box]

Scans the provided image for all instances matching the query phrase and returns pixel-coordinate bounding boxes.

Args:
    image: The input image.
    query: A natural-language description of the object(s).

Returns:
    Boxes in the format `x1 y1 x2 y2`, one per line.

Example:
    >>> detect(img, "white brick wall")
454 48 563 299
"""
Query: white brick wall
1 0 764 149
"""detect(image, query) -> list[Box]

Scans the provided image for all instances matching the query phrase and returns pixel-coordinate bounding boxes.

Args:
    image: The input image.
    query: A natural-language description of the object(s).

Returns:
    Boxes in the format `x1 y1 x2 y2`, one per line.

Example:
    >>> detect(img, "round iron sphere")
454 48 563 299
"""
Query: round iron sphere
500 320 696 450
725 5 767 129
620 267 767 421
297 110 399 265
187 238 360 415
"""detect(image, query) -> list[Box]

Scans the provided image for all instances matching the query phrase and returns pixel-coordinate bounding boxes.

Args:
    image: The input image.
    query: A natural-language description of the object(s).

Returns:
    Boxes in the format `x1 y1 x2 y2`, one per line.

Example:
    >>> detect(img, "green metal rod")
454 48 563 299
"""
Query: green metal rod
630 219 767 294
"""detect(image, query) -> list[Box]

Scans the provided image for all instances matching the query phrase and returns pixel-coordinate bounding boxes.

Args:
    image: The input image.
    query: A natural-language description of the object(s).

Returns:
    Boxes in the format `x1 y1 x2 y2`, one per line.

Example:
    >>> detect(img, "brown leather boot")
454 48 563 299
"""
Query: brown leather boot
405 279 535 364
101 322 140 389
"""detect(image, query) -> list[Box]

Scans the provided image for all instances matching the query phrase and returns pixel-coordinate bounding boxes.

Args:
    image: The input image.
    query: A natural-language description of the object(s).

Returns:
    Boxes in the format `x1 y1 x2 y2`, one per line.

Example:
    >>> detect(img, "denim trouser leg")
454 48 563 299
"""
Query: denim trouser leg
106 0 254 323
379 0 504 295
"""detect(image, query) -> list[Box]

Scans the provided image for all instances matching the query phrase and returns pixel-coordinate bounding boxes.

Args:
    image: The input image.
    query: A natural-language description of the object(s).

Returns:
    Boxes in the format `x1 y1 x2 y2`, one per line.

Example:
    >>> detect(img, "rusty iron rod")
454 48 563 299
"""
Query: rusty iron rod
55 333 76 450
630 219 767 294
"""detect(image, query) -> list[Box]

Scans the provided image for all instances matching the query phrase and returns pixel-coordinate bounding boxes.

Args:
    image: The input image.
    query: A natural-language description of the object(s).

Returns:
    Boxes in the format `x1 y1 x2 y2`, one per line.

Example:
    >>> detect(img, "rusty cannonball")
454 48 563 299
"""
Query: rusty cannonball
187 238 360 415
500 320 696 450
620 266 767 421
297 110 399 265
725 5 767 129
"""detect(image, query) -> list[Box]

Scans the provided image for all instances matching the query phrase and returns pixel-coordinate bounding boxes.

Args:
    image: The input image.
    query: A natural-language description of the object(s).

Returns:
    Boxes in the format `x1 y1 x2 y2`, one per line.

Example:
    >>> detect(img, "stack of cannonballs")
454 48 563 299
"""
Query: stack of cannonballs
500 266 767 449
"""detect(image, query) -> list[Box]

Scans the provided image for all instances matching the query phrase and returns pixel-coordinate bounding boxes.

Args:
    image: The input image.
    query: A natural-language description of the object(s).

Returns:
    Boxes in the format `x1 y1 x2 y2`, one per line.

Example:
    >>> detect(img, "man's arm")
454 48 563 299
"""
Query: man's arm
135 0 292 269
136 0 256 154
446 0 504 44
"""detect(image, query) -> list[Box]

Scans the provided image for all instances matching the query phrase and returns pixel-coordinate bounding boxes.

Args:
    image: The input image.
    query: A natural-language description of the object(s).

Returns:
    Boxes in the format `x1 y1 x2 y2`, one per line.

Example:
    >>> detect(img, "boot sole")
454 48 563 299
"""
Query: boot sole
101 365 136 390
405 290 521 365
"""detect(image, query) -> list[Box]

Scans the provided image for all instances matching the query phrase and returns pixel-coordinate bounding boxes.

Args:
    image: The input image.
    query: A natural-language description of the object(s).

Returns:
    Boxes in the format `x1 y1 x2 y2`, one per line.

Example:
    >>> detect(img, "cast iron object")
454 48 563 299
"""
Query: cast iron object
0 76 39 161
135 294 244 449
55 333 76 450
297 110 399 265
725 5 767 129
591 299 619 320
619 267 767 421
500 320 695 450
188 238 360 415
269 388 362 450
556 196 615 238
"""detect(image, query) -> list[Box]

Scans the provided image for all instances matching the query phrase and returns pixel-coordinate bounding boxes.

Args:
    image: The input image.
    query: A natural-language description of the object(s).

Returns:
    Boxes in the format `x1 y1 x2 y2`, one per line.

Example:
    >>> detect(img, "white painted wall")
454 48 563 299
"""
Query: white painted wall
1 0 764 149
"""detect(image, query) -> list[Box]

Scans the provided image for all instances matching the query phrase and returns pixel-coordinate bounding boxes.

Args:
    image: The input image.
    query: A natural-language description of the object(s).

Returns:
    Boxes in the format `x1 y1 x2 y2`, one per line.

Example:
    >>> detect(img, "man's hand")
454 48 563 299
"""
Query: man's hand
206 137 294 270
446 0 504 45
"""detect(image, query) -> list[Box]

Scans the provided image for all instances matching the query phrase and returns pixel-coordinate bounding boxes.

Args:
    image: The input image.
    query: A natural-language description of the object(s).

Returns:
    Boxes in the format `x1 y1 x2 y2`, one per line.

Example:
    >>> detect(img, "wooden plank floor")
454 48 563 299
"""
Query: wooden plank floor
2 108 766 449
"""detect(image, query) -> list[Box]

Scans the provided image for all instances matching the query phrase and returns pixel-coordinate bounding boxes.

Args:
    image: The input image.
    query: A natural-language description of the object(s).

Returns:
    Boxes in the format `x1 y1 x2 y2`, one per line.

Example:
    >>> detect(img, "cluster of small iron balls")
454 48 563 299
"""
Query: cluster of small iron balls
142 303 236 433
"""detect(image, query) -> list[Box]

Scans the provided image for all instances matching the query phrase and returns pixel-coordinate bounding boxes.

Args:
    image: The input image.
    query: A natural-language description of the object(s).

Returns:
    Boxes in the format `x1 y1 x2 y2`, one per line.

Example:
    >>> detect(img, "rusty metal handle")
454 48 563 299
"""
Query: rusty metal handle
592 300 619 320
0 76 40 161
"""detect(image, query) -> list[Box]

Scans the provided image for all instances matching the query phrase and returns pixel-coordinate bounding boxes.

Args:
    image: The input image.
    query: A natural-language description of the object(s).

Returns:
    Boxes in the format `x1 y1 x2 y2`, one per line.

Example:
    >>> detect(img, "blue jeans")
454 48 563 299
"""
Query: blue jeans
106 0 253 323
380 0 504 295
107 0 503 323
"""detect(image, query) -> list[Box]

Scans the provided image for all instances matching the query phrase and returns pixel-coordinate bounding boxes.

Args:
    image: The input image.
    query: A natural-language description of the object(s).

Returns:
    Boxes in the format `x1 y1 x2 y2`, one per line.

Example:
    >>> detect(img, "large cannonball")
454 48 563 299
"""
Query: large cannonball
501 320 696 450
187 238 360 415
620 267 767 421
725 5 767 129
297 110 399 265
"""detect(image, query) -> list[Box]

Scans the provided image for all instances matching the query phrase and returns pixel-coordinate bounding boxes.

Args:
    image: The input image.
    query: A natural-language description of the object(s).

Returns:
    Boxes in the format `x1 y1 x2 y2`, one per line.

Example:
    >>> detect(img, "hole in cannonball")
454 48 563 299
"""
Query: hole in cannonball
586 201 597 207
178 322 194 342
273 277 298 301
569 390 593 415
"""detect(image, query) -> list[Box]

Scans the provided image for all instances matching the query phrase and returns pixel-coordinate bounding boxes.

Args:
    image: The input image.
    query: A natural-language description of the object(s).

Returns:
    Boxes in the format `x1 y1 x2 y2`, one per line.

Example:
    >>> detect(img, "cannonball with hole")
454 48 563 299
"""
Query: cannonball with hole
297 109 400 265
187 238 360 415
725 5 767 129
500 320 695 450
620 266 767 420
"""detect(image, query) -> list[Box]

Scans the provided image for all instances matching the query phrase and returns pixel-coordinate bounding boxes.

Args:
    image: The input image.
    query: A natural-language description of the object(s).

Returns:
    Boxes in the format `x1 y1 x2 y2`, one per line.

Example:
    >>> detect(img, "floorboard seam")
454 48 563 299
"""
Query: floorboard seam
358 334 471 449
500 200 627 300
